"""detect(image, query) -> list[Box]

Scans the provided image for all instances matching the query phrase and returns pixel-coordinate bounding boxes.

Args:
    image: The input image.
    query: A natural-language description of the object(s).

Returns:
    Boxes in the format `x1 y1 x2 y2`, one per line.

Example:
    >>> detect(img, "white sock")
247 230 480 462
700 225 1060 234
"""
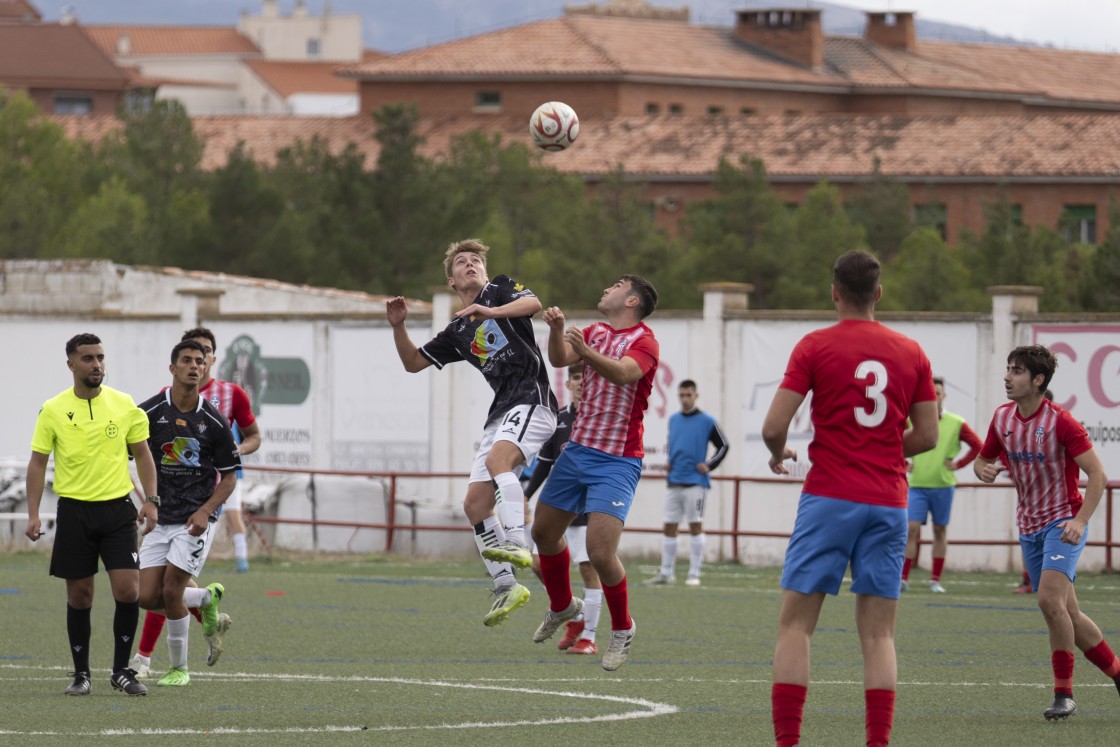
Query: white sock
166 615 190 669
494 472 527 547
661 536 678 576
182 586 208 609
524 520 536 553
232 532 248 561
581 587 603 640
689 533 706 578
473 516 513 584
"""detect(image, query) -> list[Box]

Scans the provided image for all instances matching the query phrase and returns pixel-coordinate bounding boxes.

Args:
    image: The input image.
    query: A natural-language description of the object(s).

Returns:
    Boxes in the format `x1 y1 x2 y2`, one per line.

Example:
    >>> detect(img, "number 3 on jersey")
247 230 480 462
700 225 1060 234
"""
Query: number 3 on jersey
854 360 888 428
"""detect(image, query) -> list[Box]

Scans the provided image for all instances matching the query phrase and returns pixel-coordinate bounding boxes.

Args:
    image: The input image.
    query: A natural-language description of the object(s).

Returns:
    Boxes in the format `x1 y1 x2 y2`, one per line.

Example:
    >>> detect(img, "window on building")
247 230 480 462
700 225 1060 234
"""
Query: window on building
646 102 660 115
307 38 322 58
1010 204 1023 224
740 106 756 115
1061 205 1097 244
474 91 501 111
122 88 155 114
707 105 723 115
53 94 93 115
668 103 683 114
914 203 947 240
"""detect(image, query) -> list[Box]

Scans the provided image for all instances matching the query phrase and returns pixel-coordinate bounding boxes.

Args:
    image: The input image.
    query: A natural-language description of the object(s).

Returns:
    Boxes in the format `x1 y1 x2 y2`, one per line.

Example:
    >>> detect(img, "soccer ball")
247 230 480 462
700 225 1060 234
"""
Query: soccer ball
529 101 580 152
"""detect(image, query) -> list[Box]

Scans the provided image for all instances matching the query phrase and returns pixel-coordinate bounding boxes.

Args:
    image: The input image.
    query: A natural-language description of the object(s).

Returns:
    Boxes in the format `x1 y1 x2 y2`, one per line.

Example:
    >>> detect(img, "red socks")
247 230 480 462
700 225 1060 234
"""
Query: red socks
602 576 631 630
771 683 807 747
537 547 573 613
1085 639 1120 679
137 612 166 658
865 689 895 747
1052 650 1075 696
930 557 945 582
901 558 912 582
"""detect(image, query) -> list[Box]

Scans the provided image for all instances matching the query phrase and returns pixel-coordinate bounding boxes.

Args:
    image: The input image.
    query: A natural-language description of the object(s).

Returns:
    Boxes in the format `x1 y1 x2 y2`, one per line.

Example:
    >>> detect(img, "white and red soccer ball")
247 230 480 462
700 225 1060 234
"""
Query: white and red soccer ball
529 101 580 152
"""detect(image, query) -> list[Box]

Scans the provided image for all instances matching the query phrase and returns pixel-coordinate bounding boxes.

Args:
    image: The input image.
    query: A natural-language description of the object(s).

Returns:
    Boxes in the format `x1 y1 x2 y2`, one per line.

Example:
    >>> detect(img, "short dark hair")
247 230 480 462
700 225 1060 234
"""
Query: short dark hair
832 250 880 308
171 339 205 364
65 333 101 357
932 376 945 387
182 327 216 351
622 274 658 319
679 379 697 390
567 364 582 377
1008 344 1058 394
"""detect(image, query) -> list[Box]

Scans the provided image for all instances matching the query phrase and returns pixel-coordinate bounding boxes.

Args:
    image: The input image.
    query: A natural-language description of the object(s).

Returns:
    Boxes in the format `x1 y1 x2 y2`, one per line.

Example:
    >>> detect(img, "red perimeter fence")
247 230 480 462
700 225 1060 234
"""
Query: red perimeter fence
241 466 1120 572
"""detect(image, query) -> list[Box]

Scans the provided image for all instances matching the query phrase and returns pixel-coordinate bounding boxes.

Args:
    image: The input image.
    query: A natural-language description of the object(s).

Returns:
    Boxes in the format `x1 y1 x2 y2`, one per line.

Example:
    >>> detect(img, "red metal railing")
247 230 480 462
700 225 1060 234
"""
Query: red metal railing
240 466 1120 571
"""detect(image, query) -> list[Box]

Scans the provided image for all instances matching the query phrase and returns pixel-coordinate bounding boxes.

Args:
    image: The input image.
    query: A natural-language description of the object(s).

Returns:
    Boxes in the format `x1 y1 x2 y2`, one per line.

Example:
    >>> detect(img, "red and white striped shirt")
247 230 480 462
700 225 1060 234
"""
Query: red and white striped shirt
199 378 256 431
570 321 659 458
980 399 1093 535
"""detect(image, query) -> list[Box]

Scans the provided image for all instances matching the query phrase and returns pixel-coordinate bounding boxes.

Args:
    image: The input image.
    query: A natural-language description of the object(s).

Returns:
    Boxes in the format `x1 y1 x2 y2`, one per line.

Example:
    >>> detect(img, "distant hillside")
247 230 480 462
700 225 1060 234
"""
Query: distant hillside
51 0 1029 53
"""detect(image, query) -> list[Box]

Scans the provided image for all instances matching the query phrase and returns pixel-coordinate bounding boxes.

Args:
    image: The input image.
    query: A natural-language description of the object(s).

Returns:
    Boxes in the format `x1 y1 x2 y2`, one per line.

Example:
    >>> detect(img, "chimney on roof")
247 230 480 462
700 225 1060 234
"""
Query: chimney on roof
59 3 76 25
864 11 917 51
294 0 307 17
734 8 823 69
116 32 131 55
261 0 278 18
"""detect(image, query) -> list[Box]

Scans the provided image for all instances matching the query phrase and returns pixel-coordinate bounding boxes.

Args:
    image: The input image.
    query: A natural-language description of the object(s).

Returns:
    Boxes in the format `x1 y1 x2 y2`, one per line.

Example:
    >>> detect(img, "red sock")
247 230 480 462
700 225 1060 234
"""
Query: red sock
538 547 573 613
602 576 631 630
138 611 166 657
772 682 807 747
901 558 912 582
931 557 945 582
1053 650 1075 696
865 688 895 747
190 607 202 623
1084 640 1120 679
1022 571 1030 583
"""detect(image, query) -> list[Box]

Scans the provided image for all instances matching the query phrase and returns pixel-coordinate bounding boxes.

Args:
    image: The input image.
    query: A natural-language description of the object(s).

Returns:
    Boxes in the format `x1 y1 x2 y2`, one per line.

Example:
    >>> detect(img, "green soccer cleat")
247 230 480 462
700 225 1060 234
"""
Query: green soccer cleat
200 582 224 638
483 583 530 627
481 543 532 570
157 667 191 687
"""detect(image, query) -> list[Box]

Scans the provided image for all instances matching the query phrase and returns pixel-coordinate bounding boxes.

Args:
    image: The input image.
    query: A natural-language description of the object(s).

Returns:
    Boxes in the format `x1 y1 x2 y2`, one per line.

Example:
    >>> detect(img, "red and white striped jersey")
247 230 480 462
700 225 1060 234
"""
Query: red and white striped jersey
199 378 256 431
570 321 659 458
980 399 1093 535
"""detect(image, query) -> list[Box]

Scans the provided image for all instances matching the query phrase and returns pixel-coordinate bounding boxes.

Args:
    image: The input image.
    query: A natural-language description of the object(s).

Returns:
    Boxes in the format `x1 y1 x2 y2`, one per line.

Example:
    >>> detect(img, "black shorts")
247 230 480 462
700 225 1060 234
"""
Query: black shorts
50 496 139 579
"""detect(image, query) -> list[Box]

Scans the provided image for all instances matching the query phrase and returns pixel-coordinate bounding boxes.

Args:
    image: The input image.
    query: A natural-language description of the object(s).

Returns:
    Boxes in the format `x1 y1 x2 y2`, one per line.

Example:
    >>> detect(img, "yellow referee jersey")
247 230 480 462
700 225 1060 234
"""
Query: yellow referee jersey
31 385 149 502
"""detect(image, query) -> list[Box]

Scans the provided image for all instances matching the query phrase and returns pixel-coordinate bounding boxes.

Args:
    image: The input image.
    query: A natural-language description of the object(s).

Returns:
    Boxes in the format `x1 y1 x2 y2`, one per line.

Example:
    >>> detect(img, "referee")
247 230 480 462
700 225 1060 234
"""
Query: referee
25 333 159 697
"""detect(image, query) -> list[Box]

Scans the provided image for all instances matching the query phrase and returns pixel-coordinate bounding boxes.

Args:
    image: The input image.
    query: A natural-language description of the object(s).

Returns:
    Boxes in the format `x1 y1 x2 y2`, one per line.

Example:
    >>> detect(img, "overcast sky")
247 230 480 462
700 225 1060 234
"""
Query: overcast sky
839 0 1120 52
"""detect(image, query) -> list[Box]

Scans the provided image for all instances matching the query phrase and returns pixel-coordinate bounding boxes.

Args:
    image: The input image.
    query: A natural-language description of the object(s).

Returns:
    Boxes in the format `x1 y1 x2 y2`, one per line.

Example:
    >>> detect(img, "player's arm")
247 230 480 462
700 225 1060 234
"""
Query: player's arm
129 439 159 534
761 388 803 474
237 420 261 457
386 296 432 373
950 421 984 470
544 306 580 368
578 344 644 386
903 399 939 457
457 294 541 320
24 450 49 541
705 422 730 472
1060 447 1108 544
973 421 1005 482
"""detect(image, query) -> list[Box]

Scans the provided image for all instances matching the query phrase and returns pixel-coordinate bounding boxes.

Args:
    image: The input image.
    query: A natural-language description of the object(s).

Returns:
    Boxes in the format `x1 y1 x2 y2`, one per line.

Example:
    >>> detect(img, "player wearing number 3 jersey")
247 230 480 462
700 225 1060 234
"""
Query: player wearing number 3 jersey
763 250 939 747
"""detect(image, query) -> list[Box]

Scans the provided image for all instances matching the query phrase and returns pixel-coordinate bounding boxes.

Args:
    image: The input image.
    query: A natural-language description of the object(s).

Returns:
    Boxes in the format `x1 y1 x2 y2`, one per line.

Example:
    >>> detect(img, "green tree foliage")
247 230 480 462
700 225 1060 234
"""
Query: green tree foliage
0 91 87 258
1086 195 1120 311
846 161 913 262
879 227 983 311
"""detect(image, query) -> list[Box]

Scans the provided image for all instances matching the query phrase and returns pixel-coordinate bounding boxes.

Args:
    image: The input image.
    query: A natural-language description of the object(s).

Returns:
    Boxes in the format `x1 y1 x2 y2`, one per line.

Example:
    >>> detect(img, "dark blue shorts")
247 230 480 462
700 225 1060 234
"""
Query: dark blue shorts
538 442 642 522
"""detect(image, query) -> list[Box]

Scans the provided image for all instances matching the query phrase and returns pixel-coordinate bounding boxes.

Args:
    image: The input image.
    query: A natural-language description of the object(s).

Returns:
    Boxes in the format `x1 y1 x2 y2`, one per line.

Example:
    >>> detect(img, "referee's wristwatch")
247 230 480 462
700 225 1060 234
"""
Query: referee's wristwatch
145 495 161 507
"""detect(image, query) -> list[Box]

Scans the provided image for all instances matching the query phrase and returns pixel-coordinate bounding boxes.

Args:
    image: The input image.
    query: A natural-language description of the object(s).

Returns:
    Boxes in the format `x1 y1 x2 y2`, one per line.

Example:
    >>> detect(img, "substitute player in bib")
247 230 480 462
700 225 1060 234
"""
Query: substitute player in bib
25 333 159 697
763 250 939 747
974 345 1120 721
136 340 240 687
530 274 660 672
387 239 558 626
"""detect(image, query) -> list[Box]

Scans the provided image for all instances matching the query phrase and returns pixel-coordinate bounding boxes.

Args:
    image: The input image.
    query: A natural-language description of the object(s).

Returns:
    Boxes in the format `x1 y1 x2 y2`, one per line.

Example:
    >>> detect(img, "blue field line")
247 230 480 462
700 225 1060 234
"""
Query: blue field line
336 577 480 587
0 589 19 594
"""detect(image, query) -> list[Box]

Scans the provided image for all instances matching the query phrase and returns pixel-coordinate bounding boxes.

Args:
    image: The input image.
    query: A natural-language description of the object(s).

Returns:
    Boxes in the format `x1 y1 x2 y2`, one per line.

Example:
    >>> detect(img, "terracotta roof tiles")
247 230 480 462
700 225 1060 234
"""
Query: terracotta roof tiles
83 25 259 56
0 25 130 89
244 60 357 97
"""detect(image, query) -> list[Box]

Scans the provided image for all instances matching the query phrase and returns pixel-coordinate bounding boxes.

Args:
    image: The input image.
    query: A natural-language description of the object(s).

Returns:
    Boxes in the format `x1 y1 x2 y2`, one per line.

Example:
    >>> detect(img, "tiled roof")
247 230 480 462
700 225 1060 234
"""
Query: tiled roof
83 25 259 56
0 25 130 89
51 112 1120 179
0 0 40 22
341 13 1120 106
338 15 840 87
244 60 357 98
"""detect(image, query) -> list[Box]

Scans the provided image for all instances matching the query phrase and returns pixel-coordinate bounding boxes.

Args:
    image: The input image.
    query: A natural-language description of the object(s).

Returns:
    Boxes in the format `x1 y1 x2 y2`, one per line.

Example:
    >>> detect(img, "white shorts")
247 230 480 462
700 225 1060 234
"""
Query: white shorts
565 524 589 565
664 484 708 524
223 480 243 511
138 522 216 577
469 405 557 484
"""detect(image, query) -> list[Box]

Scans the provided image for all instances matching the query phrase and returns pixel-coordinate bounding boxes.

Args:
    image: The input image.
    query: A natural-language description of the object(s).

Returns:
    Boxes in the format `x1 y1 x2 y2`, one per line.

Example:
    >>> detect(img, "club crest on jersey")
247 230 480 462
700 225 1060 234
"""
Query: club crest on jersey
161 437 202 466
470 319 509 364
1035 426 1045 444
209 395 221 408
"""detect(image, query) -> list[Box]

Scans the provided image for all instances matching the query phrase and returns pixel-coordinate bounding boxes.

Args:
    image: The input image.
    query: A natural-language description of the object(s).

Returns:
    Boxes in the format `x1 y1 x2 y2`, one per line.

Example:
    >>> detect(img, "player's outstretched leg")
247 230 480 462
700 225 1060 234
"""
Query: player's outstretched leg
533 597 584 643
483 582 530 627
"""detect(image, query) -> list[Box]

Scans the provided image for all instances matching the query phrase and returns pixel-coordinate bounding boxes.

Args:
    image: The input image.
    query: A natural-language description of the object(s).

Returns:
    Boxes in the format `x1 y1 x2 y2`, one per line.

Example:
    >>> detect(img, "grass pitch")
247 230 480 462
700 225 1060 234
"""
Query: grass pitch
2 551 1120 745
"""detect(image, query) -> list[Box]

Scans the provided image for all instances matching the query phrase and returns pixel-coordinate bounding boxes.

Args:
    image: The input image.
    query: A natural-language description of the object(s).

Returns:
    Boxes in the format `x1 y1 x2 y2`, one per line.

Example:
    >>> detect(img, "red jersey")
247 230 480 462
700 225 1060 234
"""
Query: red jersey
780 319 935 508
200 378 256 431
979 399 1092 535
570 321 659 458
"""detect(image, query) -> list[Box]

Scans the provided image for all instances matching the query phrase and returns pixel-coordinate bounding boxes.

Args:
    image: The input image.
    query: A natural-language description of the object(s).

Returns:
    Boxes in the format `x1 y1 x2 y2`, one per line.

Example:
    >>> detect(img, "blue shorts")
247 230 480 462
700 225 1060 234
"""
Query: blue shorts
907 486 955 526
1020 517 1087 591
781 493 907 599
538 442 642 523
